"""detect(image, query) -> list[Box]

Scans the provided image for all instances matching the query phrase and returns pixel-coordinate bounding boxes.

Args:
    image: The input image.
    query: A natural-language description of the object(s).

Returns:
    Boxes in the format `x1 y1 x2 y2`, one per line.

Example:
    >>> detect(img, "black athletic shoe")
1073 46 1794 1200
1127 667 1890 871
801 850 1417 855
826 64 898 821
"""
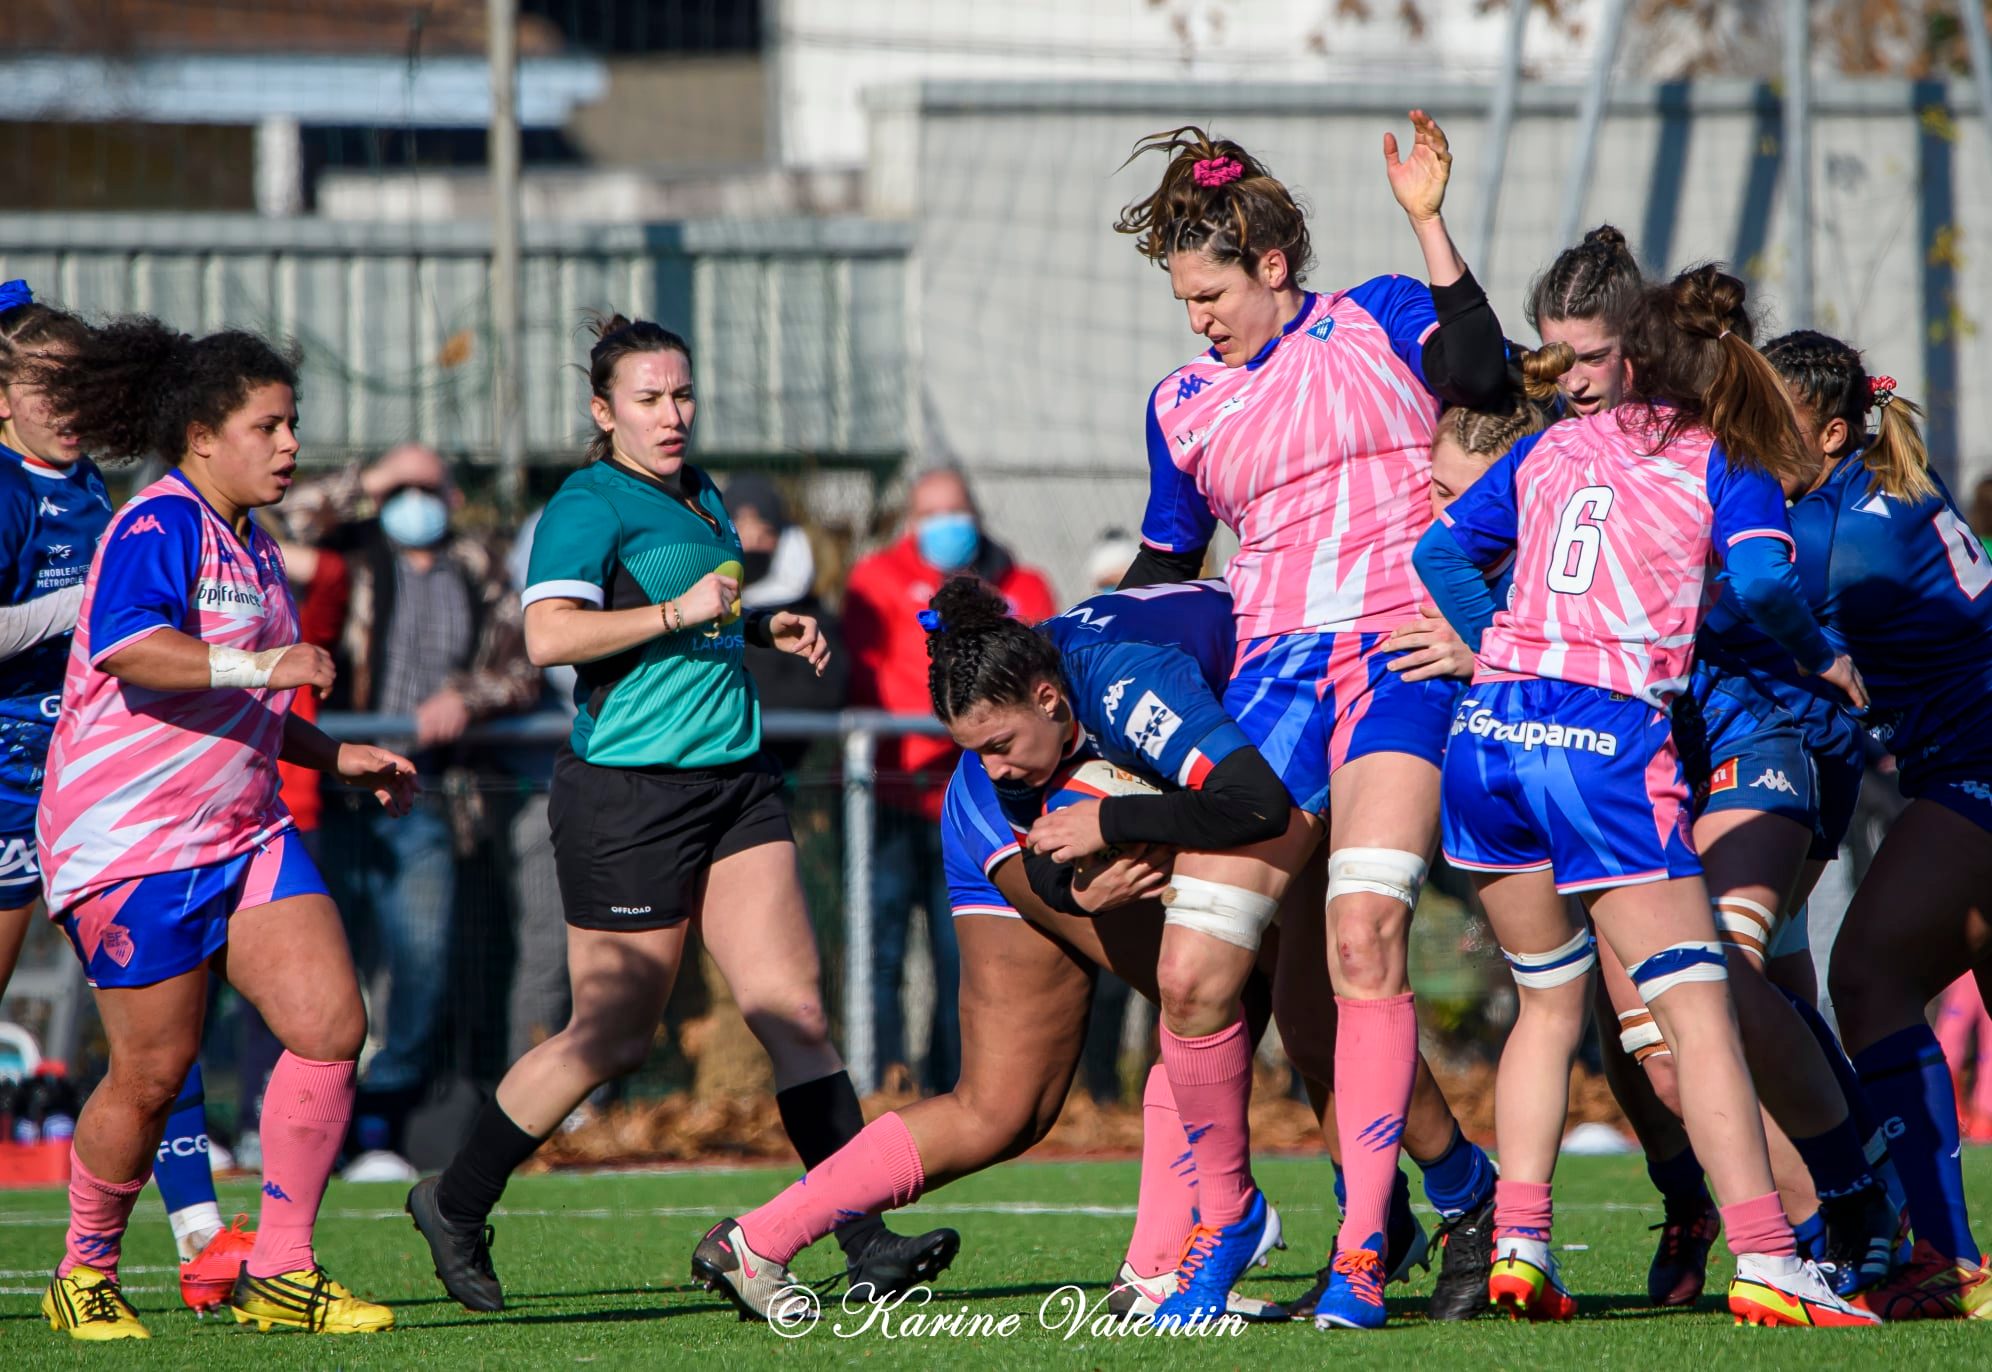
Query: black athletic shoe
845 1226 962 1299
1818 1183 1903 1297
1428 1191 1497 1322
406 1176 503 1312
1647 1193 1720 1308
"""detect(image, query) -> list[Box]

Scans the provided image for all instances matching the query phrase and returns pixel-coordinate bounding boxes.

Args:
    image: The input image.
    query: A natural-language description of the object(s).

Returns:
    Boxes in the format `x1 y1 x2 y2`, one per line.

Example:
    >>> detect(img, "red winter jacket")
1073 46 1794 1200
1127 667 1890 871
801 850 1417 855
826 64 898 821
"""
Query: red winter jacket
843 534 1057 820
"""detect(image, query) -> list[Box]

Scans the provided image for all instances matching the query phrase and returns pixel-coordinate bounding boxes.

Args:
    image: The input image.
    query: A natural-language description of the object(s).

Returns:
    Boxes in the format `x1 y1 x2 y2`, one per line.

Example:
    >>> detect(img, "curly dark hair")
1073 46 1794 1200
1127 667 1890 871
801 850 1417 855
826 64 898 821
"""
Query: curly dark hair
30 316 298 466
923 577 1065 725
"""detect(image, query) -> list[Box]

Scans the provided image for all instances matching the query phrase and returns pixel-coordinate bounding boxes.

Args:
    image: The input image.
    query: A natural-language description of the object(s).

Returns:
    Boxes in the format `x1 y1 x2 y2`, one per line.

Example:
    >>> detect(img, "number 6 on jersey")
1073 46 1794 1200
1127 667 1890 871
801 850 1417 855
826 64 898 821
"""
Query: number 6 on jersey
1548 485 1615 594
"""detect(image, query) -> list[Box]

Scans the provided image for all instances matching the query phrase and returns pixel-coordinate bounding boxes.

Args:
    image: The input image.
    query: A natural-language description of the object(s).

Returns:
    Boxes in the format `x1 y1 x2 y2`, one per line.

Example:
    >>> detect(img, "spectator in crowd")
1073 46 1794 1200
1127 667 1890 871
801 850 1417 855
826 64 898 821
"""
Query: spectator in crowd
727 474 850 774
500 504 579 1078
282 443 540 1178
843 467 1056 1092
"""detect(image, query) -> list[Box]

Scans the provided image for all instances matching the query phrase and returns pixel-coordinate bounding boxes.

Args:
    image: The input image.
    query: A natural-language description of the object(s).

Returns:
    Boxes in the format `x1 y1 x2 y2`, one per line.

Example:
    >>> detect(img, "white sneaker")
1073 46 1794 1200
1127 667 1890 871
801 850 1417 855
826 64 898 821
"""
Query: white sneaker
206 1139 236 1172
340 1149 419 1183
1102 1260 1289 1322
1729 1253 1880 1327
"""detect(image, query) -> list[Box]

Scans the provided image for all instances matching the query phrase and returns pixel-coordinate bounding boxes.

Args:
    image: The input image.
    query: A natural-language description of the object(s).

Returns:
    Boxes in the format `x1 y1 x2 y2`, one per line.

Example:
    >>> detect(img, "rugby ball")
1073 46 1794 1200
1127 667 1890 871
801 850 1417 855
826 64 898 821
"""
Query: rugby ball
1042 757 1162 814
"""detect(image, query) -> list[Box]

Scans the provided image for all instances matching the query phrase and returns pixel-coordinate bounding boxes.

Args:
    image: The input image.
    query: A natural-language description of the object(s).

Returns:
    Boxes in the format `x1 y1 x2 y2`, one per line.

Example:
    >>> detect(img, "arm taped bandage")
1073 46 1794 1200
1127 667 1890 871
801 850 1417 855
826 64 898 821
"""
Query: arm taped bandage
1327 847 1429 909
209 644 290 689
1160 875 1280 952
1501 926 1597 989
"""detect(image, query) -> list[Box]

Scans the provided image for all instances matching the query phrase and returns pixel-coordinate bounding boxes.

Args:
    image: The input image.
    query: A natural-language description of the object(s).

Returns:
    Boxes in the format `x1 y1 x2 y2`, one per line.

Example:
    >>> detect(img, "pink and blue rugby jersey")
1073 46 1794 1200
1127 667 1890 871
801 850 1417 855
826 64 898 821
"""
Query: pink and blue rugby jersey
1141 279 1443 639
1441 410 1796 708
37 472 300 914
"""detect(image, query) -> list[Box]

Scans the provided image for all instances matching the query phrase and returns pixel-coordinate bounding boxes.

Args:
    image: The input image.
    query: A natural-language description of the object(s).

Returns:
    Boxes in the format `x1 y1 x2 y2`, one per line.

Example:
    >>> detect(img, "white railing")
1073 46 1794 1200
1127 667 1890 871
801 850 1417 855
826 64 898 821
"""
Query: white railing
318 707 948 1094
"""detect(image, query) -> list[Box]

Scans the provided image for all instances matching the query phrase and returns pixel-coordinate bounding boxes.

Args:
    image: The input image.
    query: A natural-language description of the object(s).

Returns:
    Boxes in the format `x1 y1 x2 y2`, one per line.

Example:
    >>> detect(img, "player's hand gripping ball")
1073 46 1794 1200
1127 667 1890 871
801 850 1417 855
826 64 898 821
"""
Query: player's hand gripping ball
1030 757 1162 868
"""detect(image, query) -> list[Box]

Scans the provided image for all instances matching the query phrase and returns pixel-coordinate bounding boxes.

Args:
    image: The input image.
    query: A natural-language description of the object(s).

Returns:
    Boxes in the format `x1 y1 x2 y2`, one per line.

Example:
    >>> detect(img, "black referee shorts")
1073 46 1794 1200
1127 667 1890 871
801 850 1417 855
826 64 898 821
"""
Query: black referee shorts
548 747 793 932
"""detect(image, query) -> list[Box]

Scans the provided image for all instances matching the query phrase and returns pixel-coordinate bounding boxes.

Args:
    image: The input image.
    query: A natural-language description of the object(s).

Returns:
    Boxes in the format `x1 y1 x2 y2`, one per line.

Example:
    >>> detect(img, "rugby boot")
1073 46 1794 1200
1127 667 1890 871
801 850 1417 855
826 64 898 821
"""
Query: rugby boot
1488 1235 1577 1322
43 1266 149 1341
1728 1253 1880 1327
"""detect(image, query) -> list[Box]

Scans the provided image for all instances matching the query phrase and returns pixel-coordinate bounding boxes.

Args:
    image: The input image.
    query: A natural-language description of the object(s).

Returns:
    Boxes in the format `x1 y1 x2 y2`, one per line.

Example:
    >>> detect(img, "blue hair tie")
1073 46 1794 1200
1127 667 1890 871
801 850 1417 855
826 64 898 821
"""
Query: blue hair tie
917 609 944 632
0 280 33 313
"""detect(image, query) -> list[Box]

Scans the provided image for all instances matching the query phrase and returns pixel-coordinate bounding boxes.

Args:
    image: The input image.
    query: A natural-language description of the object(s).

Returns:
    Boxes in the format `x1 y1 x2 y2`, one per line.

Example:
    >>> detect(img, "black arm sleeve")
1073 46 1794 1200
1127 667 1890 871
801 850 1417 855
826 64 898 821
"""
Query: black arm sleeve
1118 543 1208 590
742 609 775 650
1022 848 1087 916
1419 267 1512 411
1096 747 1289 852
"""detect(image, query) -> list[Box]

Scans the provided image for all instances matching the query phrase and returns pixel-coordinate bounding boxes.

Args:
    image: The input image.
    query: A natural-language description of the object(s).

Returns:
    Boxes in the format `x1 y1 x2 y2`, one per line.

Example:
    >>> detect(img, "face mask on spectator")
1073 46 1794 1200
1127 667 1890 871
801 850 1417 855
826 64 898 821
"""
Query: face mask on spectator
915 511 980 572
380 488 450 548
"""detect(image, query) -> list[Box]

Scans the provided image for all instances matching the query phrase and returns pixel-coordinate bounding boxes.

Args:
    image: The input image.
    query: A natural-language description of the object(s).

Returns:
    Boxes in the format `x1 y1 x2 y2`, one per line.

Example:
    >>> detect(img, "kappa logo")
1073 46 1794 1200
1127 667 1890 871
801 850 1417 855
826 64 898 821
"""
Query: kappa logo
1954 780 1992 805
1102 676 1134 723
122 513 165 538
1123 690 1182 761
1708 758 1739 793
45 543 71 559
1174 374 1208 406
1749 768 1798 795
36 496 64 517
0 837 33 877
1306 317 1336 342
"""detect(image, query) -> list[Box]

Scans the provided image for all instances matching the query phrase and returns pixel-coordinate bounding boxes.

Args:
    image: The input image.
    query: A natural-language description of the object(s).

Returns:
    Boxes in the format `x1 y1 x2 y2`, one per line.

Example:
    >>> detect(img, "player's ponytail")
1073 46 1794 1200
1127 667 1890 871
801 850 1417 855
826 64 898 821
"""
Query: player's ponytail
1437 342 1572 463
31 316 297 467
1621 263 1809 487
1763 329 1938 505
923 576 1066 725
584 311 693 465
1115 126 1313 285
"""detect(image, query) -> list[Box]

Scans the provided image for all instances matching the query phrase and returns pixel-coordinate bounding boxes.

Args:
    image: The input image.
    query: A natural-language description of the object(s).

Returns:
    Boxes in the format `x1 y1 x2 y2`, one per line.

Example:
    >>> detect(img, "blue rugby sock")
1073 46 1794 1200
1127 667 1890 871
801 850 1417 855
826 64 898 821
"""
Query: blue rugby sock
1411 1126 1495 1218
1792 1208 1827 1262
154 1063 221 1261
1853 1024 1979 1263
1645 1144 1708 1210
1790 1116 1874 1201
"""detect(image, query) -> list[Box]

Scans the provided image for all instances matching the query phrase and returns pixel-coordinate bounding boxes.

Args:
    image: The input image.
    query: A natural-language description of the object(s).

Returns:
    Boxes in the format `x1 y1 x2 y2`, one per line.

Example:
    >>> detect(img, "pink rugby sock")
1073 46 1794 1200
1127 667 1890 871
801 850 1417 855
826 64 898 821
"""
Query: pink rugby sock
1722 1191 1797 1259
1494 1178 1554 1243
248 1053 355 1278
58 1151 149 1279
1333 993 1418 1255
739 1113 925 1266
1158 1017 1254 1228
1125 1064 1199 1276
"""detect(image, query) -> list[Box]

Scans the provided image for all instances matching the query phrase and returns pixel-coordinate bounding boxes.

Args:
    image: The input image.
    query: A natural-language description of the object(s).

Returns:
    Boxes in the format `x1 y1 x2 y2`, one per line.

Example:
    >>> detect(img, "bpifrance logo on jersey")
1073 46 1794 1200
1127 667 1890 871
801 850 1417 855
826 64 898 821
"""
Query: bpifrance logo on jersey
194 579 265 614
1708 758 1739 793
1123 691 1182 762
1453 707 1619 756
122 513 165 538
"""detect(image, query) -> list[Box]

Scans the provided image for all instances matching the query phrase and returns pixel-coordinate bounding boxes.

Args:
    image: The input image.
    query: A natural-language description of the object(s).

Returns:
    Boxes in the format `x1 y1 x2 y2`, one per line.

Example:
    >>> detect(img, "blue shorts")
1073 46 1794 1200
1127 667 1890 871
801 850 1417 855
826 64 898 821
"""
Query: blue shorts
1442 679 1700 894
1677 665 1863 861
0 801 38 906
1899 766 1992 838
1225 630 1459 814
60 831 327 989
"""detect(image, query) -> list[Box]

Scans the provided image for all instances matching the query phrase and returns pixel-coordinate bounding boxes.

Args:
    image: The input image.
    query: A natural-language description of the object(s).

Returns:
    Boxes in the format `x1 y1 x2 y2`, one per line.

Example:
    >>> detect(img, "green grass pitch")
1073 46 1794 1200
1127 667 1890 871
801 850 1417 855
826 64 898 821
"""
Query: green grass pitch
3 1152 1989 1368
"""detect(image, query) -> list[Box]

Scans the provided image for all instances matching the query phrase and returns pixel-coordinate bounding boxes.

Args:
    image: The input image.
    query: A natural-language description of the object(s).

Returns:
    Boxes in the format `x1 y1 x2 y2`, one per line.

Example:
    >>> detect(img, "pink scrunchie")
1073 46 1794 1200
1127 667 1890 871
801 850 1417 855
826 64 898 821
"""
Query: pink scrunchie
1193 157 1244 188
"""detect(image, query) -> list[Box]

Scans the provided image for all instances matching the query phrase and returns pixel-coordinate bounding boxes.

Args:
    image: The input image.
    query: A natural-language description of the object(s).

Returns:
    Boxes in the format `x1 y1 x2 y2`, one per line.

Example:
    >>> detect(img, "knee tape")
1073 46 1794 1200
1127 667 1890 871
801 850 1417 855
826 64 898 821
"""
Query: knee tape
1617 1007 1672 1062
1161 876 1280 952
1714 896 1777 960
1628 940 1728 1003
1500 926 1597 990
1327 847 1428 909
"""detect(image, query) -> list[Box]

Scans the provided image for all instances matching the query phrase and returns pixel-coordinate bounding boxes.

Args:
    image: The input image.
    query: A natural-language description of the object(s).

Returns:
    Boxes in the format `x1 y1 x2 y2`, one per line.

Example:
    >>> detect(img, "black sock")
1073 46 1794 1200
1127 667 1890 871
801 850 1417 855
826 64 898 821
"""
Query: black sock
776 1070 887 1257
433 1097 545 1228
